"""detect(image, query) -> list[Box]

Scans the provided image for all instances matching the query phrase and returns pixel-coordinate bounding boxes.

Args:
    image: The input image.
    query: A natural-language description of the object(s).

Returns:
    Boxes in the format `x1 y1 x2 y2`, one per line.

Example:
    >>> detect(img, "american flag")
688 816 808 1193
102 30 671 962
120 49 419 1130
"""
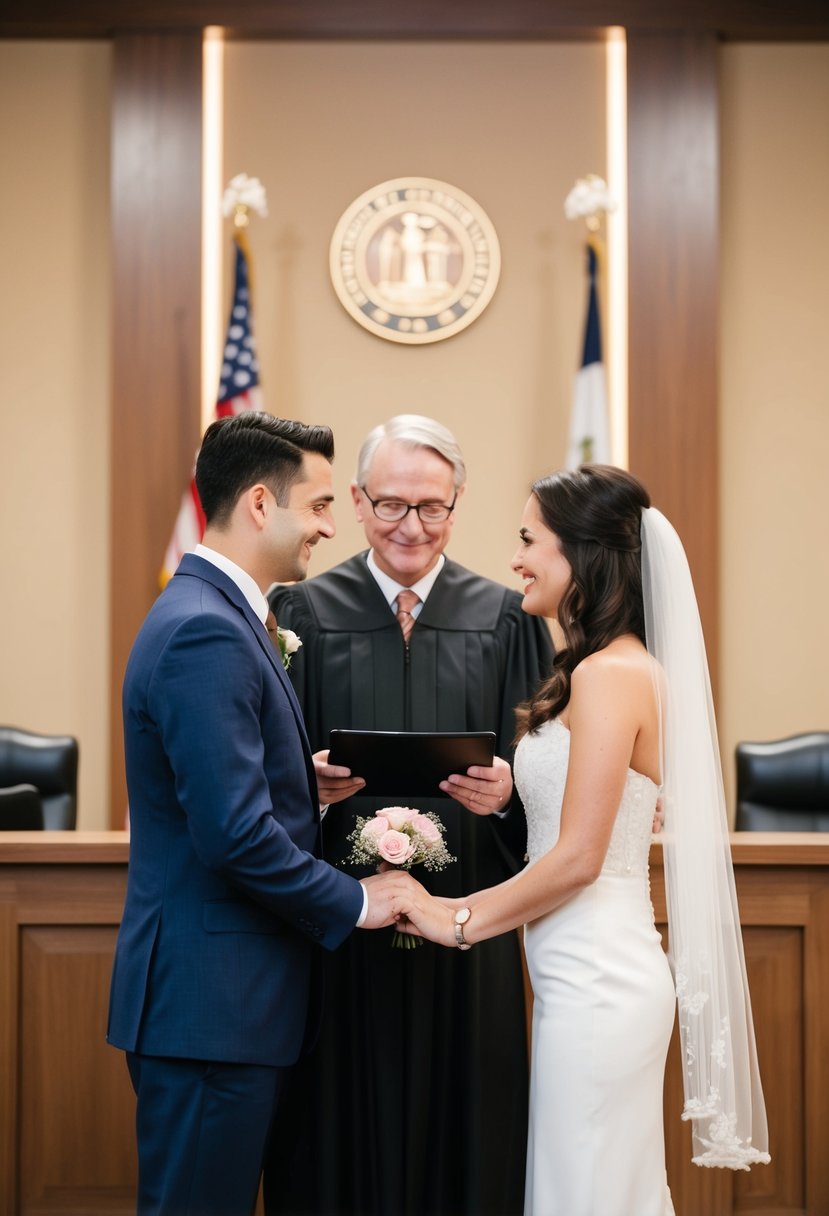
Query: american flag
160 232 263 585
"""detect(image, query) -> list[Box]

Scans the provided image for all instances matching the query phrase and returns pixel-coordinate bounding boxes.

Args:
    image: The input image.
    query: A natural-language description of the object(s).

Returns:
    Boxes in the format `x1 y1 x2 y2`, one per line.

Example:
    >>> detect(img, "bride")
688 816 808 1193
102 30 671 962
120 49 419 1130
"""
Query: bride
392 464 770 1215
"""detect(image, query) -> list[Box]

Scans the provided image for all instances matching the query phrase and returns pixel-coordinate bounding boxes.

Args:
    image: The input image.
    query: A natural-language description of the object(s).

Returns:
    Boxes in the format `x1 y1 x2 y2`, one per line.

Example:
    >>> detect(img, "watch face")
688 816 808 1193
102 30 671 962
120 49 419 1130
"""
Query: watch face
455 907 471 925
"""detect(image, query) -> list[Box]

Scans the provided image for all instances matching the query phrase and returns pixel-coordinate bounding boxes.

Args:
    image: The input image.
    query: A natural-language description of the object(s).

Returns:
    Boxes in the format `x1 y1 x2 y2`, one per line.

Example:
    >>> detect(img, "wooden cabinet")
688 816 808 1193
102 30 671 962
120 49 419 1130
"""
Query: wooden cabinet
0 834 134 1216
1 833 827 1215
652 834 829 1216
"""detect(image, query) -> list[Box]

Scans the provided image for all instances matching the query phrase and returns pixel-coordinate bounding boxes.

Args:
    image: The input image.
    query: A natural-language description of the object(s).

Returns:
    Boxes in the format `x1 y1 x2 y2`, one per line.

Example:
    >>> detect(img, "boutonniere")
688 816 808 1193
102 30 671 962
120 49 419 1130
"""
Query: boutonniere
276 627 302 670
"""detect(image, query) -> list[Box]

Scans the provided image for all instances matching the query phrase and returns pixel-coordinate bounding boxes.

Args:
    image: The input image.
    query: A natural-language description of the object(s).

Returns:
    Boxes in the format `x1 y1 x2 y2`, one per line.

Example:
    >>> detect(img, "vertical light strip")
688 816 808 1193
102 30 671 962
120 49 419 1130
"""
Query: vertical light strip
201 28 225 430
606 28 628 468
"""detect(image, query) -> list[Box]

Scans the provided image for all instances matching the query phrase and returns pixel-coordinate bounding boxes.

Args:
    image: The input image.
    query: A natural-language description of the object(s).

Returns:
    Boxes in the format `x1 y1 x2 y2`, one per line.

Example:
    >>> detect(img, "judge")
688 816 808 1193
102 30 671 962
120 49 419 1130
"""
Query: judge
264 415 554 1216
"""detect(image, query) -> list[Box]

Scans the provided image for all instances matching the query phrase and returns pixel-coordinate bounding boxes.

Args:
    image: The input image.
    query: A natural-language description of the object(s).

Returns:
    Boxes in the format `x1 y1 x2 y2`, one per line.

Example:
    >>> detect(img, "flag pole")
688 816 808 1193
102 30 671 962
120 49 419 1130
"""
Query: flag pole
159 175 268 587
564 175 615 470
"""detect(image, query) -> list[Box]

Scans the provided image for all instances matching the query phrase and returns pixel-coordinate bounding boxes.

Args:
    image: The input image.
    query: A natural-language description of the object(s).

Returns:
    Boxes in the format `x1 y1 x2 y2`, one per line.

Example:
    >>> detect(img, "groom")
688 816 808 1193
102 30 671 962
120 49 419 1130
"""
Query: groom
107 412 412 1215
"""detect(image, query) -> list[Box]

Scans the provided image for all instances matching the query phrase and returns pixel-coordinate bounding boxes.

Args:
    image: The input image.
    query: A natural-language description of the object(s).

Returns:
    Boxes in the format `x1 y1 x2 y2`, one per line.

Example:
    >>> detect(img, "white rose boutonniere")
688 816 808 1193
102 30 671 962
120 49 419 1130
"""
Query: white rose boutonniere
276 627 302 670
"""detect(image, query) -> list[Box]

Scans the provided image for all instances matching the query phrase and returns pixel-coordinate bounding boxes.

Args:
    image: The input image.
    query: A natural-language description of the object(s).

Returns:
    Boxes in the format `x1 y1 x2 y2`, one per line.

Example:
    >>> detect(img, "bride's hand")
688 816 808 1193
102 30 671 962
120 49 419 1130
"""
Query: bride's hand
393 888 456 948
439 754 513 816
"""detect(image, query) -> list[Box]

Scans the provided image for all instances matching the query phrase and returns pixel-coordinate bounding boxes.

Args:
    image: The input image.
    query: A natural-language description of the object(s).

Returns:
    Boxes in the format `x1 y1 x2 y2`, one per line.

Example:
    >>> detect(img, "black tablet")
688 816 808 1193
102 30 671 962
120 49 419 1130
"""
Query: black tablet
327 730 496 799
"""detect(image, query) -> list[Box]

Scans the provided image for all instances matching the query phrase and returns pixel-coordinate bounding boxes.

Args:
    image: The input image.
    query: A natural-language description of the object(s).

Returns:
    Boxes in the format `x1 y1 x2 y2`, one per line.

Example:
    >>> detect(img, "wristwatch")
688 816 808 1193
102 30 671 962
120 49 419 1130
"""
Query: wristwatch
454 907 472 950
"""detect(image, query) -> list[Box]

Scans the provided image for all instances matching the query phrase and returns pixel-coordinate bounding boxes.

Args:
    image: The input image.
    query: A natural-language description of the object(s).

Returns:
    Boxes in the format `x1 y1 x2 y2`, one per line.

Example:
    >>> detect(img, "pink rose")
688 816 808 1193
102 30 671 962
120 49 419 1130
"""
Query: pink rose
381 806 418 830
361 815 390 843
377 830 416 865
412 814 441 847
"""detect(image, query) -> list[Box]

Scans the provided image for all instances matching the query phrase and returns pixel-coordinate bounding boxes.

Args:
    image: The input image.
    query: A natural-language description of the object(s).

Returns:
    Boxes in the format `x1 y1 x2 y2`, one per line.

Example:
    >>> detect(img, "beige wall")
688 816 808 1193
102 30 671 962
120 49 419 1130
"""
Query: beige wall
719 43 829 813
221 41 607 582
2 39 828 827
0 42 111 828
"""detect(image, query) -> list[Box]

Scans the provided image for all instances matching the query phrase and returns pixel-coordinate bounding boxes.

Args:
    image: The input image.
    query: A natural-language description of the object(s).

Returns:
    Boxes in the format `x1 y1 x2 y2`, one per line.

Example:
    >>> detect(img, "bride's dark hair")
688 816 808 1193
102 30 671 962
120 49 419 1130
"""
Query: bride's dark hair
515 464 651 738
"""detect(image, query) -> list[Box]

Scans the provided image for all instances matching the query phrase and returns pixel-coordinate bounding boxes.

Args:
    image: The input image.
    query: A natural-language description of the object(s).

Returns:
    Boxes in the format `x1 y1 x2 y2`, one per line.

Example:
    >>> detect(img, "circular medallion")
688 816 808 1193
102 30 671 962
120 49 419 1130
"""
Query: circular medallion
329 177 501 345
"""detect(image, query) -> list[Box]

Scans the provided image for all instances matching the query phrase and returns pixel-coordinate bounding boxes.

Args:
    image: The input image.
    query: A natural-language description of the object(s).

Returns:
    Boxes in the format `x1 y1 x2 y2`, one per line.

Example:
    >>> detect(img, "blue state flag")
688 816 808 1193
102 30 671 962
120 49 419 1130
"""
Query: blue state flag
566 242 611 468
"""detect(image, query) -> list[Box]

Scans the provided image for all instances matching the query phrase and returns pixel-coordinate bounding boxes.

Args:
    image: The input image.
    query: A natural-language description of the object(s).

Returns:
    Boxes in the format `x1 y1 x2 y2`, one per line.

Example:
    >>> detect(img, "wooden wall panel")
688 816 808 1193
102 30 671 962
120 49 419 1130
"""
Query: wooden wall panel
109 34 202 824
0 837 134 1215
0 896 19 1216
738 927 804 1214
650 840 829 1216
1 835 827 1214
19 927 136 1214
2 1 829 40
627 31 721 688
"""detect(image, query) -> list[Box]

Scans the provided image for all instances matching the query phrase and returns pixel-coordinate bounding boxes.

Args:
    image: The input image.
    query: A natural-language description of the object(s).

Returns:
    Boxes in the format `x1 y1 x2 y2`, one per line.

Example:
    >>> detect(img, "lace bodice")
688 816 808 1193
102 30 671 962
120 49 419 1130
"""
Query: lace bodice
515 718 659 874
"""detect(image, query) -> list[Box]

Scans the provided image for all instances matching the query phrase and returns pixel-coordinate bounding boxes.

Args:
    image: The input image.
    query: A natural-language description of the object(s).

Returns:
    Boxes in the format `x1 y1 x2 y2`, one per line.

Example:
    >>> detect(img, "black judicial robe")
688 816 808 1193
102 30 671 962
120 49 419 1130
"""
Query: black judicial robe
264 553 554 1216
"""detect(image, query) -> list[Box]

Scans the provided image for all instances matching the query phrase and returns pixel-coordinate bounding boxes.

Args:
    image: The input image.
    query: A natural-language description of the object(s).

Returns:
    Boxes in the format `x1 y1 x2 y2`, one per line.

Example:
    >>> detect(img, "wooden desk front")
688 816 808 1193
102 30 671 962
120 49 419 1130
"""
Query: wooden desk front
0 833 827 1216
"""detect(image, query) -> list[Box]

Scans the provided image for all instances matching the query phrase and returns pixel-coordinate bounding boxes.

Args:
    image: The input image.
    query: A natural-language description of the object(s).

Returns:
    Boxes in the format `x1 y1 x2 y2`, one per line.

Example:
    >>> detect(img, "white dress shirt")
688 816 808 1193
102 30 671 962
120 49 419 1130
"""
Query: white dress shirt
365 550 445 614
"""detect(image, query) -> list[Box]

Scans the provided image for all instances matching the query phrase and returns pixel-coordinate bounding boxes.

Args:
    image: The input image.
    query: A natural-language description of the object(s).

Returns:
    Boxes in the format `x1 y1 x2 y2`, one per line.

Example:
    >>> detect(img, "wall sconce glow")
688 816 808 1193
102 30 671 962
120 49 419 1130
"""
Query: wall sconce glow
606 28 628 468
202 28 225 431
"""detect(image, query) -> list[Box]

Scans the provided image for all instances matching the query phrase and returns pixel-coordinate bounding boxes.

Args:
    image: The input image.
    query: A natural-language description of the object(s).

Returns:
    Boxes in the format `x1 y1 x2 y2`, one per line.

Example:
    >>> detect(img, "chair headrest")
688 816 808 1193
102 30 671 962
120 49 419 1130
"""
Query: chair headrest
736 732 829 811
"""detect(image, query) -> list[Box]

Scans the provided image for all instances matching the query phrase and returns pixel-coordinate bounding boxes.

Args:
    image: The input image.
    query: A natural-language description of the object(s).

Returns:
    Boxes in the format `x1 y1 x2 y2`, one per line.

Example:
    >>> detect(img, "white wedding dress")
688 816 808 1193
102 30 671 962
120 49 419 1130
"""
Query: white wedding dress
515 718 676 1216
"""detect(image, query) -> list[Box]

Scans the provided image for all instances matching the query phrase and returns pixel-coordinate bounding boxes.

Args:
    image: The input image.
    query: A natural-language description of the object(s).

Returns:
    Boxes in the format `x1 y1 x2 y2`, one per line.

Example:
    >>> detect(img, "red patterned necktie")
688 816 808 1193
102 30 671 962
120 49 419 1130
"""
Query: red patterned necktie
395 589 420 644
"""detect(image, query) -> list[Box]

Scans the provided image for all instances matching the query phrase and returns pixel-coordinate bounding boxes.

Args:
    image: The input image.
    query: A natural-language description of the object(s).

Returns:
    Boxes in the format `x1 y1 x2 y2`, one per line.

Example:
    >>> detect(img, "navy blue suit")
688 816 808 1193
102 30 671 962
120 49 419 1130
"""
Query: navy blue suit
108 553 363 1212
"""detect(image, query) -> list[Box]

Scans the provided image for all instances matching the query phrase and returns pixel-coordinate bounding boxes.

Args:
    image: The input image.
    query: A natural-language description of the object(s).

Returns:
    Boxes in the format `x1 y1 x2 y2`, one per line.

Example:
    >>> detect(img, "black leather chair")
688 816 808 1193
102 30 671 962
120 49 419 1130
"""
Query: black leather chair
0 783 45 829
735 732 829 831
0 727 78 829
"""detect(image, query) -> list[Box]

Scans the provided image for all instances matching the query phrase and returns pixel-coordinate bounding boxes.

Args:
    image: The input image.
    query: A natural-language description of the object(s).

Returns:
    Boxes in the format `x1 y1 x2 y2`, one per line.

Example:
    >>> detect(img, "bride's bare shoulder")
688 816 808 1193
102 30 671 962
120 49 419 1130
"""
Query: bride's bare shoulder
571 638 657 702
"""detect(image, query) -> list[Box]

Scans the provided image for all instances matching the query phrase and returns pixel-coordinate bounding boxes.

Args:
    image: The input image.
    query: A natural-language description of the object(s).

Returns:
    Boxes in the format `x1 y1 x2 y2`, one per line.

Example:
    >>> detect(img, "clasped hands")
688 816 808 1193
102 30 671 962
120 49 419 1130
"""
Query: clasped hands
312 750 513 815
359 870 457 947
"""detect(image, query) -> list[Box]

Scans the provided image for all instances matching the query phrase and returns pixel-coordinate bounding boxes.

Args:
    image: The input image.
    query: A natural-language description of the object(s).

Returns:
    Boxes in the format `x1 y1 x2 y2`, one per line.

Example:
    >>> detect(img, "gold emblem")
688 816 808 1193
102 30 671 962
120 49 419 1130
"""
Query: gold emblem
329 178 501 345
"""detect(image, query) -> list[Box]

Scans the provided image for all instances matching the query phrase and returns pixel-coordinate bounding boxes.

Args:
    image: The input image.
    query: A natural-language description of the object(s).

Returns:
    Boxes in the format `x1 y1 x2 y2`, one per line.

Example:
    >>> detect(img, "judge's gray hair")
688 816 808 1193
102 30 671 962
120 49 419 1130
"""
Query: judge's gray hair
355 415 467 490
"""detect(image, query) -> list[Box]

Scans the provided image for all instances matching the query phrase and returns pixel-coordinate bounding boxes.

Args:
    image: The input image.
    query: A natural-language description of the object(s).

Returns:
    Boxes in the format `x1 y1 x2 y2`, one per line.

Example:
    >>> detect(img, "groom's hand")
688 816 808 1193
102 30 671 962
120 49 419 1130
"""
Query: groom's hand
440 754 513 816
359 871 421 929
313 749 366 805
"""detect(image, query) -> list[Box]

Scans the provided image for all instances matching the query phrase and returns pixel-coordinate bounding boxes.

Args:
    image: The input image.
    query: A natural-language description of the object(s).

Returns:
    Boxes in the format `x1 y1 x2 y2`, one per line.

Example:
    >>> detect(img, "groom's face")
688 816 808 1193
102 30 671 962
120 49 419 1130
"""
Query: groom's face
264 452 336 584
351 439 462 586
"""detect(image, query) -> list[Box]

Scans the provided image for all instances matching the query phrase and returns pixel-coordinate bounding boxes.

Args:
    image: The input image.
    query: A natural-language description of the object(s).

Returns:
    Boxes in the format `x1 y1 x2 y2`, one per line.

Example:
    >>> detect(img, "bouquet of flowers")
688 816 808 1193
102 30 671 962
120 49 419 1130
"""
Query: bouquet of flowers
346 806 455 948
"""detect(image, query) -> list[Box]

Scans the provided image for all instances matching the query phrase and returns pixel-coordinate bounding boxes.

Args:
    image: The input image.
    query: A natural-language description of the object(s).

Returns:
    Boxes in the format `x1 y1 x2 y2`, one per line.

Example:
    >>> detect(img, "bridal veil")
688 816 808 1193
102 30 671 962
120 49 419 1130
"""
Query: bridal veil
641 506 770 1170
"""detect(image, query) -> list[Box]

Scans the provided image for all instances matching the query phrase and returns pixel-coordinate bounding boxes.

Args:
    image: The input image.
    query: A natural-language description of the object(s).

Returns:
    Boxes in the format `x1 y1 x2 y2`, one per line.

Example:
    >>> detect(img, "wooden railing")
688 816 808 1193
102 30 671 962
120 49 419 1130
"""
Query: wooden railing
0 832 826 1215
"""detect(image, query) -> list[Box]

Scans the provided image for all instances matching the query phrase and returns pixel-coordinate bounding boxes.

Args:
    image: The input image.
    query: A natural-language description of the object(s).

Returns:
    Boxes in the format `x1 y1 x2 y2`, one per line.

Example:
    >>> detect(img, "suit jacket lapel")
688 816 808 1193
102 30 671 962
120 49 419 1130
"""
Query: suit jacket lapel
175 555 320 806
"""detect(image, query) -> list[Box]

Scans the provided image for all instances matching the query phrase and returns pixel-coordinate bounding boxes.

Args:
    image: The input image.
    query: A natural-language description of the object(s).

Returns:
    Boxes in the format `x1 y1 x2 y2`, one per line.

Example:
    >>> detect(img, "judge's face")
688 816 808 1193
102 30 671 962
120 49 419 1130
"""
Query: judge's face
352 439 462 586
511 494 572 619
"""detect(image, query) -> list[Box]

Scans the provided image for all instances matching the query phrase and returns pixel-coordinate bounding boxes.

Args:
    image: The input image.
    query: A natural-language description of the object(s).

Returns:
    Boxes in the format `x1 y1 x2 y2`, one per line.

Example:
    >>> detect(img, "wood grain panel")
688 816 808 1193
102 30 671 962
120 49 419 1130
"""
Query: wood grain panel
805 886 829 1212
736 927 804 1213
650 854 829 1215
0 899 18 1216
2 1 829 40
627 31 721 690
109 34 202 825
0 835 828 1213
19 926 136 1214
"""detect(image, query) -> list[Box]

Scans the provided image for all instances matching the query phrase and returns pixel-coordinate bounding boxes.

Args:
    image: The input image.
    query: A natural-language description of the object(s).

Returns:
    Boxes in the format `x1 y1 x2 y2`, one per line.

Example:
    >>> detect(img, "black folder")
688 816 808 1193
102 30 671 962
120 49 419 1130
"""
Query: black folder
327 730 496 799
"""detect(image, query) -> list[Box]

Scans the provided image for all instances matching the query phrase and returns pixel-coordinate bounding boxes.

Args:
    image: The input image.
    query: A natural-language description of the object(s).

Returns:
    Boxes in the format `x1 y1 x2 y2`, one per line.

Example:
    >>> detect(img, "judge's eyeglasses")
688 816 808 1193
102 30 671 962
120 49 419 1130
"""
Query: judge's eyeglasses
359 487 457 524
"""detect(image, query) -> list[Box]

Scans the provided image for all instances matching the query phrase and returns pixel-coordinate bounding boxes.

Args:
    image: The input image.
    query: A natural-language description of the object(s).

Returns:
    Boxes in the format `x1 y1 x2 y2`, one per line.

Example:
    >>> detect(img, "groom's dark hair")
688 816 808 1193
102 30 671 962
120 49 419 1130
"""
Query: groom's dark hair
196 411 334 526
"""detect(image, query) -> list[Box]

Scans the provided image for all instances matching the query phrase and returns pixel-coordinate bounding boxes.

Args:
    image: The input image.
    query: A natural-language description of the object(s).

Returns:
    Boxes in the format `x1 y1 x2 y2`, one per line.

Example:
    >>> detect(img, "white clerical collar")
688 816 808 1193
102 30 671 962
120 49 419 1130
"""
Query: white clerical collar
194 544 269 624
365 550 445 617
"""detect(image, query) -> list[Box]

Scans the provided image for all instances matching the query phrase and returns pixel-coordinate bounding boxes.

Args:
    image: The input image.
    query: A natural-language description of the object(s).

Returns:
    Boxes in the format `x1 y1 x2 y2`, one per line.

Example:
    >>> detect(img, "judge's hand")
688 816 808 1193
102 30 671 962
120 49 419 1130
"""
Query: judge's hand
392 886 456 948
439 755 513 816
359 870 422 929
313 749 365 805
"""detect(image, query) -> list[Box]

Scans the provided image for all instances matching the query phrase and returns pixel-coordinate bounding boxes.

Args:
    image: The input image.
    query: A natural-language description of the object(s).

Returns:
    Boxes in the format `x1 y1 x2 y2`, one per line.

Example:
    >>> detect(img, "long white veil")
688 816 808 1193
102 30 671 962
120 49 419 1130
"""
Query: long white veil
641 507 770 1169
